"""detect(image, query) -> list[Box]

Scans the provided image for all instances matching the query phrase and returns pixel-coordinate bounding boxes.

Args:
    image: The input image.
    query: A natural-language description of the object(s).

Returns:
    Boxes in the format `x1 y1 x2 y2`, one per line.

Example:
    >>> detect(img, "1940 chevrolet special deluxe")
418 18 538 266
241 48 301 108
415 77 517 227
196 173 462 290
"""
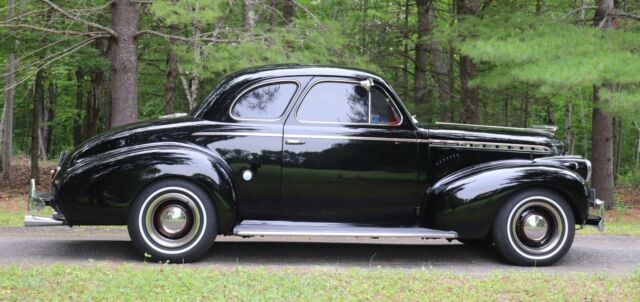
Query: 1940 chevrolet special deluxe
26 65 604 266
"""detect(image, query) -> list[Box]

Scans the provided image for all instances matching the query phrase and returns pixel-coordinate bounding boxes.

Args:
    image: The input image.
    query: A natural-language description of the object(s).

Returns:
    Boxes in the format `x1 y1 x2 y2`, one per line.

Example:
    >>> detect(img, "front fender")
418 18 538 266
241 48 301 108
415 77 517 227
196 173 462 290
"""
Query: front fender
56 142 237 233
424 161 590 239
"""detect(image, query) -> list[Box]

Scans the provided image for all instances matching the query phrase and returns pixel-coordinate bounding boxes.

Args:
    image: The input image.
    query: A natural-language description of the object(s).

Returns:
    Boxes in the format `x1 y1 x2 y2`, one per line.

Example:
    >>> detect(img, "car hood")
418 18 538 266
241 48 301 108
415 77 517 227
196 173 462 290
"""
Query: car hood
420 123 564 154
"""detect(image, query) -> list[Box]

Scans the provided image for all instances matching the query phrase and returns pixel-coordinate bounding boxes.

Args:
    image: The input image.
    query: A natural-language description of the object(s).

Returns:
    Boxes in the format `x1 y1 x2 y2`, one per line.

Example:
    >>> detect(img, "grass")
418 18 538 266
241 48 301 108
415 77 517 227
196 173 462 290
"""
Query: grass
0 264 638 301
0 210 23 227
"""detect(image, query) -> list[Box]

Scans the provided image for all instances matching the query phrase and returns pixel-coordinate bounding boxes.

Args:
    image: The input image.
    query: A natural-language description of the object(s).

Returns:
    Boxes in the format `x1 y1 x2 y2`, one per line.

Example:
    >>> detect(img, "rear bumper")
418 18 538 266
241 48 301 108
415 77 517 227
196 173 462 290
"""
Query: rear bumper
584 188 604 232
25 179 66 227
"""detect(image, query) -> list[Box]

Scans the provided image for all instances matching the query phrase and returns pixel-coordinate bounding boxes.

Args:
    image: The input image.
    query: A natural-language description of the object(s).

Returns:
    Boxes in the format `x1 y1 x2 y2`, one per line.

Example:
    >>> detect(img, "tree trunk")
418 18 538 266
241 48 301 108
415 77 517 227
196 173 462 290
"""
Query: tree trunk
243 0 255 33
269 0 278 26
45 81 55 156
110 0 139 128
448 1 457 122
38 79 47 160
84 71 103 140
283 0 296 23
459 55 479 123
402 0 410 99
426 2 451 122
414 0 430 108
457 0 481 124
612 117 622 181
103 74 112 130
164 45 178 114
634 122 640 172
504 97 509 126
31 68 44 183
592 0 616 210
592 85 616 210
564 100 575 154
0 0 17 180
179 21 202 111
546 100 556 125
522 89 529 127
73 69 84 146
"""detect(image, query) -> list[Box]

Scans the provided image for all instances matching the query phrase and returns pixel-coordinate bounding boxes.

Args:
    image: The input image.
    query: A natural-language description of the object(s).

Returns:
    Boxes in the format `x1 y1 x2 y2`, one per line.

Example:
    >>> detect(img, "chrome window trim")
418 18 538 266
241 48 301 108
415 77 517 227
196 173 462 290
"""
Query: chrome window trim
229 80 301 122
294 79 404 127
428 139 552 153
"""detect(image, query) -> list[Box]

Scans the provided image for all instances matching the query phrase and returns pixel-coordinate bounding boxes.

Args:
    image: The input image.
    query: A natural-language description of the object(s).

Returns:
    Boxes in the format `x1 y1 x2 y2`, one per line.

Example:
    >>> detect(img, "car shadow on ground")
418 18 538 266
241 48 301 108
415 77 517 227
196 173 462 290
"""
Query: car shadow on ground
24 239 504 267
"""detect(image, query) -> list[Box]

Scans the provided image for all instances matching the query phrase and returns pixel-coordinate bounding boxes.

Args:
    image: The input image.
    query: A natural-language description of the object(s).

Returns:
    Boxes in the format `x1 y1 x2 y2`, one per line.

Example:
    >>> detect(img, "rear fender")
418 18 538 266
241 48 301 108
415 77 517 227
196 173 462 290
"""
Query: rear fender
56 143 237 233
423 161 589 239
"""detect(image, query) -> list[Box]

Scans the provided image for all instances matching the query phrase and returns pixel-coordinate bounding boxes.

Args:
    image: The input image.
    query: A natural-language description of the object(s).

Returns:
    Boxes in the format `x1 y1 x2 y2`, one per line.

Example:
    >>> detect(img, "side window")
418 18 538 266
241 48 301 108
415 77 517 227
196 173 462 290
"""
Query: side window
297 82 369 123
231 82 298 120
297 81 402 125
370 87 401 125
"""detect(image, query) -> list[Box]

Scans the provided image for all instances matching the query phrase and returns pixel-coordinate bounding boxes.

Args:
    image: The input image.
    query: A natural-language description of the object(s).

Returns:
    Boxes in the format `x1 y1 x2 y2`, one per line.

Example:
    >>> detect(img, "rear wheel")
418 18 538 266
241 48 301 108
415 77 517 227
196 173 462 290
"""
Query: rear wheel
128 179 217 263
492 189 574 266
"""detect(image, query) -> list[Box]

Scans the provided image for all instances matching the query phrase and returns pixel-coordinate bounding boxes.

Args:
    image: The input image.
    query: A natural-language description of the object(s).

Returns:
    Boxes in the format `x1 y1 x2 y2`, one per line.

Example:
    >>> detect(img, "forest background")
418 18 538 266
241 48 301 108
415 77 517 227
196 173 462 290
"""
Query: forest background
0 0 639 212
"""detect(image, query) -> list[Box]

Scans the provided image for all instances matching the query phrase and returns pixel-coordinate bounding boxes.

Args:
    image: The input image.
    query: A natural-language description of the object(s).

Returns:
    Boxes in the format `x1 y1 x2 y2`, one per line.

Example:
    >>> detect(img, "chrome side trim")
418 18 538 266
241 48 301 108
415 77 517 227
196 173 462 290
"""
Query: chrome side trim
428 139 551 153
229 79 301 122
192 132 283 137
435 122 552 136
24 215 65 227
233 220 458 238
192 132 417 143
191 132 551 152
284 134 416 143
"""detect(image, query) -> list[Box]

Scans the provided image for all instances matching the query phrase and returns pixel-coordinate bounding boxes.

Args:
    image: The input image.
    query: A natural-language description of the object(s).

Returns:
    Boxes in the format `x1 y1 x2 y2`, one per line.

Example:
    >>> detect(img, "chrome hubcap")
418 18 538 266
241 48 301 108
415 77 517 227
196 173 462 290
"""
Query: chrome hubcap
158 205 189 236
144 192 201 248
522 214 548 241
511 200 564 255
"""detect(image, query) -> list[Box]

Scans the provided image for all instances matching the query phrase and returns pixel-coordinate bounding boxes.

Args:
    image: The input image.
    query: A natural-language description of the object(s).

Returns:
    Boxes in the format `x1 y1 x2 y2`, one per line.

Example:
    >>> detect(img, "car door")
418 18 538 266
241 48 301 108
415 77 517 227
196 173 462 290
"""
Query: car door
199 77 309 220
280 77 421 225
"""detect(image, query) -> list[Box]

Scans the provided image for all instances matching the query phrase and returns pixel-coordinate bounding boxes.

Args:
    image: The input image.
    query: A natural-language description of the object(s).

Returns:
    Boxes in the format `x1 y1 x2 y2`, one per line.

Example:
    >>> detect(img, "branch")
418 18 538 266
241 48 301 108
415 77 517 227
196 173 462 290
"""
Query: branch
136 29 240 43
40 0 117 37
612 11 640 21
563 5 597 18
0 23 108 37
290 0 319 24
2 37 99 94
1 35 107 79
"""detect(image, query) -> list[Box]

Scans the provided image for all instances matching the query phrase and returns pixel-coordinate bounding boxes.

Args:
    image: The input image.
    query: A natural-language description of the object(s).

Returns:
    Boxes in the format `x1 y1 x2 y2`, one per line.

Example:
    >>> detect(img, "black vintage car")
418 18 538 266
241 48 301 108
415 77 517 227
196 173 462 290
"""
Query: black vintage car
26 65 604 266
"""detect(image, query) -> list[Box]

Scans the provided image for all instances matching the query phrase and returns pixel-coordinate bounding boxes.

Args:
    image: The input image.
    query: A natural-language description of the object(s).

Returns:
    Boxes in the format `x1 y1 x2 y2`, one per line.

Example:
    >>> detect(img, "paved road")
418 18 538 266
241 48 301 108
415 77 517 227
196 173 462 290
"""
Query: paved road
1 227 638 275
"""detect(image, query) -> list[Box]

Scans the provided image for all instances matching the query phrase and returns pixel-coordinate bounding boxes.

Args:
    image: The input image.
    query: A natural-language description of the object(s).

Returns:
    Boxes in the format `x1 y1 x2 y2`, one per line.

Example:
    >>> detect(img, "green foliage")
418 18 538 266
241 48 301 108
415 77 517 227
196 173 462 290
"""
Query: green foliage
0 0 638 176
450 13 640 111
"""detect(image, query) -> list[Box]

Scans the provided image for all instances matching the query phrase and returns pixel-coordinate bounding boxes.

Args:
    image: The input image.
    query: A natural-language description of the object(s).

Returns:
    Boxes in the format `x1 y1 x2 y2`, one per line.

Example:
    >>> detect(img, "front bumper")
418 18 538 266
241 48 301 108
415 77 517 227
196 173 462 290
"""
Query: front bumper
584 189 604 232
25 179 66 227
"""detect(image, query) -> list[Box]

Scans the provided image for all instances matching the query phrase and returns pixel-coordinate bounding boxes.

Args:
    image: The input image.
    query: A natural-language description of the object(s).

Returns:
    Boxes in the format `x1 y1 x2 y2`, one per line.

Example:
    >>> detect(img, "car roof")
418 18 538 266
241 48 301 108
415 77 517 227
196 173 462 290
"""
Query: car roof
224 64 385 83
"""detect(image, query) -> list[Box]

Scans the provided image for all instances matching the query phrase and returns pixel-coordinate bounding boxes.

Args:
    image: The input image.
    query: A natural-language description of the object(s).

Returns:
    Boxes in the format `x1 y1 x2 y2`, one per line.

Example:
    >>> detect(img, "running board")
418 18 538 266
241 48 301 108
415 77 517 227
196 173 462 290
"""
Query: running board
233 220 458 239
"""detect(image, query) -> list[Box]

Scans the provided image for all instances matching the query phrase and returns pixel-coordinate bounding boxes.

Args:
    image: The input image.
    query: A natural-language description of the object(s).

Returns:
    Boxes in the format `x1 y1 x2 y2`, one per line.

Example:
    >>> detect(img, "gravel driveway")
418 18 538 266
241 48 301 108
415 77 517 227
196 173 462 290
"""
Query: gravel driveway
1 227 638 275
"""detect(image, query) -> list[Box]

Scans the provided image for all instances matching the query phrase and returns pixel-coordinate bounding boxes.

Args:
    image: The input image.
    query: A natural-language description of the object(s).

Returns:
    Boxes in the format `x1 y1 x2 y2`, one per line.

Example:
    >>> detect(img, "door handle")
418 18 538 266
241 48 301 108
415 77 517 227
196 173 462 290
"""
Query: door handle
285 139 306 145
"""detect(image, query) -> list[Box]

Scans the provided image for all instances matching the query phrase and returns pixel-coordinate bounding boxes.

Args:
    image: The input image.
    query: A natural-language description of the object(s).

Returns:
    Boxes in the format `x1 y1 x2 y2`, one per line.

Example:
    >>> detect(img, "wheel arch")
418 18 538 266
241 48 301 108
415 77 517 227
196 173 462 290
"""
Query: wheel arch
423 162 590 239
56 143 238 233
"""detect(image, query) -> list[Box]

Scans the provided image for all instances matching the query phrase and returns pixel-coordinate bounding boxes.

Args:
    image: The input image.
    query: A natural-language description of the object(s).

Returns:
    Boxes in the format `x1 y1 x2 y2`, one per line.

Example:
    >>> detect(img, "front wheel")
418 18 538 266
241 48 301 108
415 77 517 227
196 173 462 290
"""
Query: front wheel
492 189 575 266
128 179 217 263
